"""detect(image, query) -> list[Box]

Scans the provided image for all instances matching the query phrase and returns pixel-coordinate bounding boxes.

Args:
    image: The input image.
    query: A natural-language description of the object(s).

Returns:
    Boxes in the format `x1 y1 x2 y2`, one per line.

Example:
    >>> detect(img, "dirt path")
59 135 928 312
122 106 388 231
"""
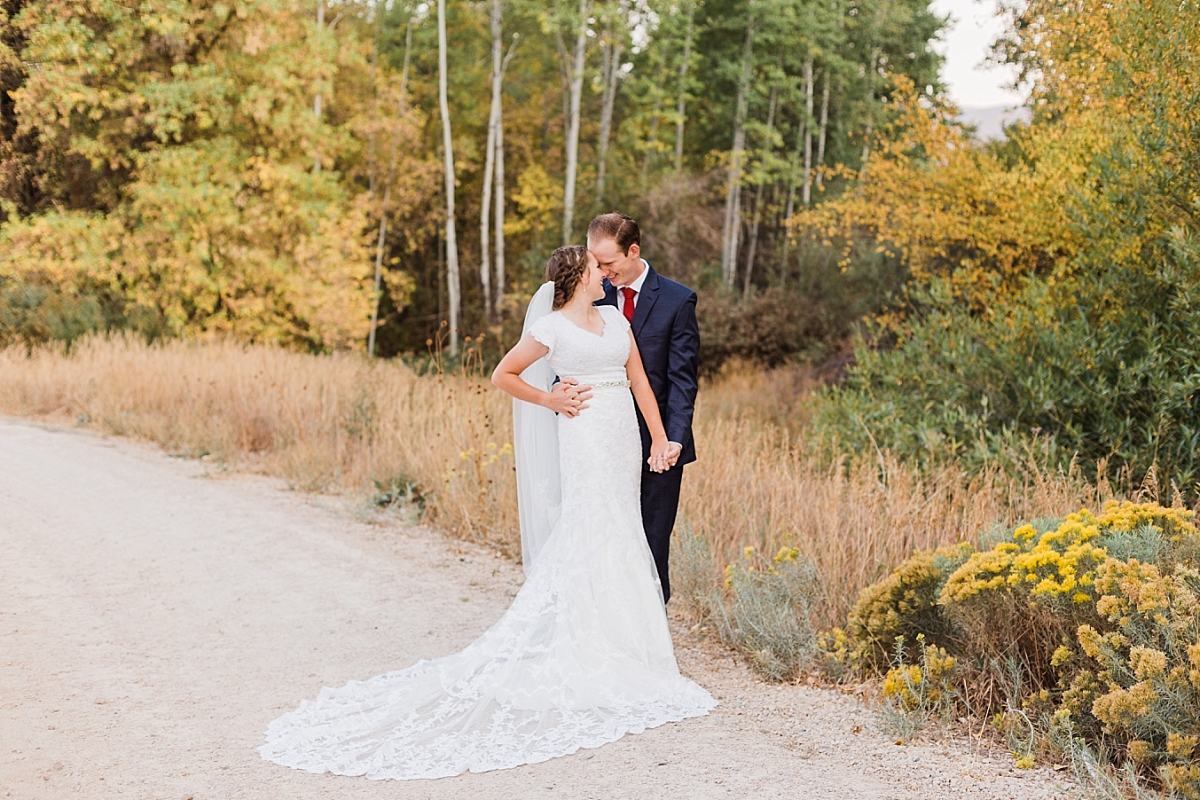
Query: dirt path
0 418 1074 799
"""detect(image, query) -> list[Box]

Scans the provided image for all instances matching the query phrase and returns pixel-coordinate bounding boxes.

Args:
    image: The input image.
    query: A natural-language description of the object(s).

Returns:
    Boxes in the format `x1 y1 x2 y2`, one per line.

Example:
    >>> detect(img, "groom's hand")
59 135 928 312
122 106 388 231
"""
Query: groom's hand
665 442 683 468
546 379 593 418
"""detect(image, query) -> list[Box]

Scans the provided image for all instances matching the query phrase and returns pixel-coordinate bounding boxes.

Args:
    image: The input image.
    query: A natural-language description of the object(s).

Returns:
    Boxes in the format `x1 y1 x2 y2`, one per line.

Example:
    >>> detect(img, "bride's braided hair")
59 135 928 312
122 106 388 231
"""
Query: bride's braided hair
545 246 590 310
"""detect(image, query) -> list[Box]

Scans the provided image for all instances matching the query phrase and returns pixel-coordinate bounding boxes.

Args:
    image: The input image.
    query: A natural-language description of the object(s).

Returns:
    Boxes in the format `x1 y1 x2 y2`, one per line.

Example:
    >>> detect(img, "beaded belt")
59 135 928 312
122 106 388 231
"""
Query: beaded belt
589 379 631 389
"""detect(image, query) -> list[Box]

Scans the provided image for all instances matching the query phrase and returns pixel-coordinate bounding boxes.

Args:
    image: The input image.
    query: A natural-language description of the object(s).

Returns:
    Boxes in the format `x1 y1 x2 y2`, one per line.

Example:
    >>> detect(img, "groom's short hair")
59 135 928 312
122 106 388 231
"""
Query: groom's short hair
588 212 640 255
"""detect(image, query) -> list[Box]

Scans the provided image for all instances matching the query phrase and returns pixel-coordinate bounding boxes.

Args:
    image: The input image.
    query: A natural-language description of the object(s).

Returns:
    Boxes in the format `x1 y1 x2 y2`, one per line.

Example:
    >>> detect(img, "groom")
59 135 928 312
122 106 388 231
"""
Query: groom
588 211 700 604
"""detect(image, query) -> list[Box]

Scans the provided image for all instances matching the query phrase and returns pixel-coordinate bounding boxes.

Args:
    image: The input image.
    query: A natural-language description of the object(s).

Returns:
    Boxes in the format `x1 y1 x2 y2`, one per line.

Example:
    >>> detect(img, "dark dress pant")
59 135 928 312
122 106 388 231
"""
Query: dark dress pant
640 464 684 604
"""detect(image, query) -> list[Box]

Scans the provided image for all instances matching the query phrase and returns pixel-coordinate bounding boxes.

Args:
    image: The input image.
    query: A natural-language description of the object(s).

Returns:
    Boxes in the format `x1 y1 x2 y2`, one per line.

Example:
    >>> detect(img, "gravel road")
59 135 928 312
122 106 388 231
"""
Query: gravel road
0 418 1075 799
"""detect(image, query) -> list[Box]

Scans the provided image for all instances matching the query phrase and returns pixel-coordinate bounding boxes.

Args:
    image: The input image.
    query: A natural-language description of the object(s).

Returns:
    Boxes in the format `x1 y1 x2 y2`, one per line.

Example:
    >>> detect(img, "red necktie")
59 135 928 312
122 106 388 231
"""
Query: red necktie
621 287 636 324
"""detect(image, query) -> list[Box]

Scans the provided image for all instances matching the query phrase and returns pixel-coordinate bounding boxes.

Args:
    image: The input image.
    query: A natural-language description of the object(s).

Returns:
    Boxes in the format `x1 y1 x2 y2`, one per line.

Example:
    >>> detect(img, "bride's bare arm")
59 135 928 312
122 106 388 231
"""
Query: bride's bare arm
492 335 591 417
625 332 671 472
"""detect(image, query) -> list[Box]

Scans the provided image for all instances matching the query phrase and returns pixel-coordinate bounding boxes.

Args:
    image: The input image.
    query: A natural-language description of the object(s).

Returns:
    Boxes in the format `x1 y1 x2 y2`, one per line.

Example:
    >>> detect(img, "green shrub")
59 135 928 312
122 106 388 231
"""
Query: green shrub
696 288 833 375
713 545 820 682
669 525 724 620
813 242 1200 491
1 277 111 348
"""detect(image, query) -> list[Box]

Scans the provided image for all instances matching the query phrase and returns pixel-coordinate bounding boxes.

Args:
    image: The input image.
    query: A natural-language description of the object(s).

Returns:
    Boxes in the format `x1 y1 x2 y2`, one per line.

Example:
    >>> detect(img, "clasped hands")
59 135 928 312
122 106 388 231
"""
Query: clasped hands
546 378 592 417
546 379 681 473
648 440 682 474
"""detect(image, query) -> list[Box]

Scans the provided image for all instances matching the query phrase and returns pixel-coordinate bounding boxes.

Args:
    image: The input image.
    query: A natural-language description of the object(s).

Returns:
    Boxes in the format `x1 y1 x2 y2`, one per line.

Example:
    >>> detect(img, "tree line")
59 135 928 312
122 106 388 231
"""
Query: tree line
0 0 943 358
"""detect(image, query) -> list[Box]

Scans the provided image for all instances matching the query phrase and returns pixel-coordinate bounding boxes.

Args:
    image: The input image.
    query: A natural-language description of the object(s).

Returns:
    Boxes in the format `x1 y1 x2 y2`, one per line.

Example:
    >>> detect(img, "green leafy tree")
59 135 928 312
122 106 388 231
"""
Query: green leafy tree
817 0 1200 492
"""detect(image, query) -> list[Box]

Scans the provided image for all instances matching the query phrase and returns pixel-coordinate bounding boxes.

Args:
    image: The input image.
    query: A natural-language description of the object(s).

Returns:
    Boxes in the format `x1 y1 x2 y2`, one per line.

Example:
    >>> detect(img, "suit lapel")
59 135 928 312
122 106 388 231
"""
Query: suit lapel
632 265 659 337
597 280 618 308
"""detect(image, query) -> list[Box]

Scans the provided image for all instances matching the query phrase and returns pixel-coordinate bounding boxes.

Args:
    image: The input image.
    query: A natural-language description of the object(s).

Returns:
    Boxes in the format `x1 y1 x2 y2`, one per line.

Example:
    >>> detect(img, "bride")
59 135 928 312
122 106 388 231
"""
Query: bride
258 246 715 780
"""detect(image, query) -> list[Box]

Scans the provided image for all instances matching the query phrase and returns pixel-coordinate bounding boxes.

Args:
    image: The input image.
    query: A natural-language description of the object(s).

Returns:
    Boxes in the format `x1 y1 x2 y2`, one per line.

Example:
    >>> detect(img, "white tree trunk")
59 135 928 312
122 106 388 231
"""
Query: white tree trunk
743 85 777 295
779 110 806 287
494 115 506 317
494 41 516 317
720 5 754 290
483 3 517 319
480 0 504 320
673 0 694 173
480 118 495 318
815 69 829 192
802 57 814 206
438 0 460 357
595 31 623 205
561 0 590 245
368 20 414 358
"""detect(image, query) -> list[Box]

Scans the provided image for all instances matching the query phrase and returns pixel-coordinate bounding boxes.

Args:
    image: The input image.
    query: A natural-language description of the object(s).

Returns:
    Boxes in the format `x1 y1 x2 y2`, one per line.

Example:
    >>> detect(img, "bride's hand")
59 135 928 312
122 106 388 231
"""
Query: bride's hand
545 379 592 417
649 438 671 473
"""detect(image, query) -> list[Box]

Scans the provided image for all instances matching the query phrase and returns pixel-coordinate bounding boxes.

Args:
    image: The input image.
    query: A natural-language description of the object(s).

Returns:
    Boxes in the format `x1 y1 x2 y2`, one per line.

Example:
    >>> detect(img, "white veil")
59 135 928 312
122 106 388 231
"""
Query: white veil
513 281 561 573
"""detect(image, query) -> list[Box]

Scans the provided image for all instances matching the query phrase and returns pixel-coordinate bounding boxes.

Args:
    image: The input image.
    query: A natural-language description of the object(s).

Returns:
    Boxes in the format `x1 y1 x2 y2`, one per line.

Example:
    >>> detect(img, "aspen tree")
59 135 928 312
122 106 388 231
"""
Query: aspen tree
480 0 516 319
560 0 591 244
595 2 627 206
743 84 778 294
437 0 460 356
720 2 755 289
674 0 695 173
369 18 414 358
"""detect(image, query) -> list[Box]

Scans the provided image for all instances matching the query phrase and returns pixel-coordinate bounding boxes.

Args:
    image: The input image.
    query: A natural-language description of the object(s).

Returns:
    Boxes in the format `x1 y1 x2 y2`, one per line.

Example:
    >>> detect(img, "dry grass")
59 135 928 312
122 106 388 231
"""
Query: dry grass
0 337 1102 628
682 365 1108 626
0 335 520 555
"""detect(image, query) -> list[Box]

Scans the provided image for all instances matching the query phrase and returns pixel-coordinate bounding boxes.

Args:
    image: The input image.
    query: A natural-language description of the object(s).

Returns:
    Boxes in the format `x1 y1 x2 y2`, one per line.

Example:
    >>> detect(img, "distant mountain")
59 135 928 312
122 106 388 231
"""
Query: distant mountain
957 104 1032 141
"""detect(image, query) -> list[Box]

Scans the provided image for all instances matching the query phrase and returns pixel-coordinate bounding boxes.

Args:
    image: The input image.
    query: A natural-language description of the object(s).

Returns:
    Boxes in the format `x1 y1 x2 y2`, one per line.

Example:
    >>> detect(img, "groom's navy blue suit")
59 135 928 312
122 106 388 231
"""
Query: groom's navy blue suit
596 263 700 603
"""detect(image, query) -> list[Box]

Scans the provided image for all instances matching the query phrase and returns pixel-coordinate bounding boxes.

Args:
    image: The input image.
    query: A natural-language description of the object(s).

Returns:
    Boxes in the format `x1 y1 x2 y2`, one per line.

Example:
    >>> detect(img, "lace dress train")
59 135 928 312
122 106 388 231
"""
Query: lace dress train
258 305 715 780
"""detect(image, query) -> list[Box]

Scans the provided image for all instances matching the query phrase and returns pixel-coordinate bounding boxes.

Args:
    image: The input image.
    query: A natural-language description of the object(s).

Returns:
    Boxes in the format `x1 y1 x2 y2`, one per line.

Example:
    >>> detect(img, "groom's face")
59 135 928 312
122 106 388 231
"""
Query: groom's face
588 235 643 288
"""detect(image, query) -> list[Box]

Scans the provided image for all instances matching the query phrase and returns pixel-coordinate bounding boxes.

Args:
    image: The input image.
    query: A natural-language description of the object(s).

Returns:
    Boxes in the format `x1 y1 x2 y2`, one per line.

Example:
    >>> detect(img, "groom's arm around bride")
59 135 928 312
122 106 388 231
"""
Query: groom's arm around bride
587 212 700 604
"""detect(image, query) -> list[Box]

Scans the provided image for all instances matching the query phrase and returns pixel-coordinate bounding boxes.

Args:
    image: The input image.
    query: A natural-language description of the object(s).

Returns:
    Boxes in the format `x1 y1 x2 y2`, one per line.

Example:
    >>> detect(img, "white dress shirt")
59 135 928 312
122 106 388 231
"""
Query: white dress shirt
616 259 650 317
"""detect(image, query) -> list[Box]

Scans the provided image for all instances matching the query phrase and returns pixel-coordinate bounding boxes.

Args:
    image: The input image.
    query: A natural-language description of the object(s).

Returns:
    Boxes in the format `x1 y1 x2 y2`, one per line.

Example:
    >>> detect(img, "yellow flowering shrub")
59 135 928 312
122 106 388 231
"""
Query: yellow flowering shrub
846 542 972 669
847 500 1200 785
943 501 1195 606
816 627 852 681
881 635 958 712
1071 559 1200 796
932 502 1199 705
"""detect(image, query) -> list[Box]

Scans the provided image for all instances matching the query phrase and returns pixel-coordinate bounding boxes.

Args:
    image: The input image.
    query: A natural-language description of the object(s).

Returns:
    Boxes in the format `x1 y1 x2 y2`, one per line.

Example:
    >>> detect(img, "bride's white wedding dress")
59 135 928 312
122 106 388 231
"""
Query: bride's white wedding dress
259 304 716 780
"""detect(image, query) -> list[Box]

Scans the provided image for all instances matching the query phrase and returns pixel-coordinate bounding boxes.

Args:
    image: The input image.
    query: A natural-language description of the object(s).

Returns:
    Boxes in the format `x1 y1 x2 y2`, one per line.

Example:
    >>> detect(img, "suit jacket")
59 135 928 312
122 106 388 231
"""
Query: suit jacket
597 264 700 466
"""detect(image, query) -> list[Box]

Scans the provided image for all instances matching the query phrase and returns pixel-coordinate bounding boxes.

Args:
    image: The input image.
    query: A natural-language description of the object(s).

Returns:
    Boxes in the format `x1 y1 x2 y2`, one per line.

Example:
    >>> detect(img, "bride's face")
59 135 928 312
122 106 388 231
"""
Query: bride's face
579 253 605 303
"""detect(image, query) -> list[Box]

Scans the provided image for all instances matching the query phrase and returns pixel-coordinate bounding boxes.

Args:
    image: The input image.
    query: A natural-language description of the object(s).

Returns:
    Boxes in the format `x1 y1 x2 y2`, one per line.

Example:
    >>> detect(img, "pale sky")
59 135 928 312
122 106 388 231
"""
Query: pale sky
930 0 1027 109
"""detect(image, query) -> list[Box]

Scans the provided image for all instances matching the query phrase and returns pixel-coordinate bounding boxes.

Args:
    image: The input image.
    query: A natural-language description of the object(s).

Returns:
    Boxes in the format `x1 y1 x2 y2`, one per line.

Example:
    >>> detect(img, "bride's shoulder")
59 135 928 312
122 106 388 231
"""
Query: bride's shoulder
527 310 563 347
532 309 563 326
597 304 628 327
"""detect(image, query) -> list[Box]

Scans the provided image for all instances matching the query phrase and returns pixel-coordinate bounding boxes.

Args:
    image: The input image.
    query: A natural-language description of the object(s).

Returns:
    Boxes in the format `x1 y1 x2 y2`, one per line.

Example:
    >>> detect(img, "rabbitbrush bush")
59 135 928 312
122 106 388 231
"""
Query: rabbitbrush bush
846 542 972 670
843 501 1200 793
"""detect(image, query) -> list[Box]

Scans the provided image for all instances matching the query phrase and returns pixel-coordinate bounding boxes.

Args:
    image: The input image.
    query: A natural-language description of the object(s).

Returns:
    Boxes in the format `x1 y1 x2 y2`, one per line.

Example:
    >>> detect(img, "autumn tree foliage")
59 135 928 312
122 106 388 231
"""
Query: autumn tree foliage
1 0 946 355
816 0 1200 491
0 0 436 348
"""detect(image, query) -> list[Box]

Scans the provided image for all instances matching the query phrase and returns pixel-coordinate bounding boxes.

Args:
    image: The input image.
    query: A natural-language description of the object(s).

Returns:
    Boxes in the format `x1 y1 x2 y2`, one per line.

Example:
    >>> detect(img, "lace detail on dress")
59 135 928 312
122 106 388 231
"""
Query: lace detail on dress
259 301 715 781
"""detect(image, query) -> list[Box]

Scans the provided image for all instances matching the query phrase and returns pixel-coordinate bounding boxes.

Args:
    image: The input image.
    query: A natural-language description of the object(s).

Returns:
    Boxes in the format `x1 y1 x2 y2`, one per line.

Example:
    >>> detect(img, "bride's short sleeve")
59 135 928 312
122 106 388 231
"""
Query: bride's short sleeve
528 313 557 354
